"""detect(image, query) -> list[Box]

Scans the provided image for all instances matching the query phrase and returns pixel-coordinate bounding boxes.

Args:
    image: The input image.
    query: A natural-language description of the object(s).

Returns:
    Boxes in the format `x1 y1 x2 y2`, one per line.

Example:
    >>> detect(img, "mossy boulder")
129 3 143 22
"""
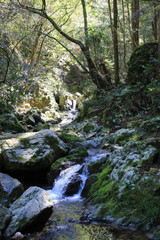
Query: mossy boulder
83 122 95 133
68 146 88 159
59 132 83 146
4 186 53 238
89 139 160 229
34 123 50 132
127 42 158 85
81 174 98 198
87 158 106 175
113 128 135 145
0 113 27 133
1 129 68 172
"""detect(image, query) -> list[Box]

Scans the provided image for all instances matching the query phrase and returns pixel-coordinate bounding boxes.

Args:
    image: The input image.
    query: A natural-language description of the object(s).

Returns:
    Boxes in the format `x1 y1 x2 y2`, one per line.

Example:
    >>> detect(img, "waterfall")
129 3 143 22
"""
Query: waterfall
48 164 83 202
48 149 107 202
72 99 77 112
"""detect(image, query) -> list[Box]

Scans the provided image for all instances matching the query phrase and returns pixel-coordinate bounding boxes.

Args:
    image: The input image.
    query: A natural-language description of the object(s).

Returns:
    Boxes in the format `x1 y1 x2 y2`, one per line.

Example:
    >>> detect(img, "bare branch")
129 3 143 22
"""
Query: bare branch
40 31 89 74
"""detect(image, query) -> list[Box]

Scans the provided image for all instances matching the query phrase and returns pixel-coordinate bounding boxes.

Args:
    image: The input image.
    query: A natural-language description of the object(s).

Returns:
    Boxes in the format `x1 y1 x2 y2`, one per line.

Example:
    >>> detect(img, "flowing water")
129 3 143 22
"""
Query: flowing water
28 103 152 240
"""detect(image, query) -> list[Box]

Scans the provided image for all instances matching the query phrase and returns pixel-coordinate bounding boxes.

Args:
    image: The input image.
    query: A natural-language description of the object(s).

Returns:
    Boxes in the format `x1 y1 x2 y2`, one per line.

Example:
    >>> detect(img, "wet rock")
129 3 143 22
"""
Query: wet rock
80 140 98 148
81 174 98 198
64 174 82 196
5 186 53 238
0 172 24 202
0 204 11 234
1 129 68 172
0 185 10 207
87 158 106 175
114 128 135 144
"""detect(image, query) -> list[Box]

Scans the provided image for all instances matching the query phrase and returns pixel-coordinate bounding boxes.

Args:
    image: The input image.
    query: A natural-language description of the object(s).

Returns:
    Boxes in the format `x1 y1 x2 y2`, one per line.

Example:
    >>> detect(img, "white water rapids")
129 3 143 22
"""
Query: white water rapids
48 148 107 203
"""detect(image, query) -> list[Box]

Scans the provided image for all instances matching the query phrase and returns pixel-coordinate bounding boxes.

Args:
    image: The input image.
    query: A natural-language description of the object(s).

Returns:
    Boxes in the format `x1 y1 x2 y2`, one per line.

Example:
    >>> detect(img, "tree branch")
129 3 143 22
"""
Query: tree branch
10 0 86 51
40 31 89 73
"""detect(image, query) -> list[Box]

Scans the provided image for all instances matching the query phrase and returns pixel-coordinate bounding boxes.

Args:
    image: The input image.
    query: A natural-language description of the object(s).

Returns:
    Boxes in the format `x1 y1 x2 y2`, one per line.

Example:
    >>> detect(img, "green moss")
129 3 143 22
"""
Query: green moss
19 138 30 145
69 146 88 157
50 157 68 170
34 124 50 131
127 43 158 85
59 132 83 144
0 115 27 133
83 122 95 133
89 162 160 229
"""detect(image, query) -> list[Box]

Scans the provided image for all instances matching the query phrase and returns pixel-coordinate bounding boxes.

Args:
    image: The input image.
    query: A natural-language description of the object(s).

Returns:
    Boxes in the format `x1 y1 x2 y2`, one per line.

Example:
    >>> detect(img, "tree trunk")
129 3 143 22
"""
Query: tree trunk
122 0 126 68
153 4 158 41
158 6 160 82
131 0 139 50
113 0 119 85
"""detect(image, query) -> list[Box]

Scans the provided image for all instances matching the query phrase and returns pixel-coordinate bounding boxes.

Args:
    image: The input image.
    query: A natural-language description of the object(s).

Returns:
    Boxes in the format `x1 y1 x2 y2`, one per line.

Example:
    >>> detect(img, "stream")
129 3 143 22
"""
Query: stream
27 102 152 240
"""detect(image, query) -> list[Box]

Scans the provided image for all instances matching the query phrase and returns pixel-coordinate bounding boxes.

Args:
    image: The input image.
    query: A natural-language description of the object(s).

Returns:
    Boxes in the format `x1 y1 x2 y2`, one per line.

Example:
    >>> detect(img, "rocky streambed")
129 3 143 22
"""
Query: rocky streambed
0 107 160 239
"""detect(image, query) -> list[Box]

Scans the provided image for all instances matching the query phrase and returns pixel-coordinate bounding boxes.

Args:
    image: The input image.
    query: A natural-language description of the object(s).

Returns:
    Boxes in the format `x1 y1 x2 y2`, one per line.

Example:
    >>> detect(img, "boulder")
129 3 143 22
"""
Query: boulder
0 173 24 202
0 204 11 227
81 174 98 198
24 108 42 126
87 158 106 175
5 186 53 238
0 185 10 207
0 204 11 235
64 174 82 196
89 139 160 228
0 113 27 133
41 110 61 123
114 128 135 144
127 43 158 85
1 129 68 172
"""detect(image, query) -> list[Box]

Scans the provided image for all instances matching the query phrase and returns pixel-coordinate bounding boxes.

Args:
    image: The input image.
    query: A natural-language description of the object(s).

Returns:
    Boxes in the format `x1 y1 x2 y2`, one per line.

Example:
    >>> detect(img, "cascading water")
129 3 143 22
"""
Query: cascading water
48 164 83 201
48 148 108 203
72 99 77 112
